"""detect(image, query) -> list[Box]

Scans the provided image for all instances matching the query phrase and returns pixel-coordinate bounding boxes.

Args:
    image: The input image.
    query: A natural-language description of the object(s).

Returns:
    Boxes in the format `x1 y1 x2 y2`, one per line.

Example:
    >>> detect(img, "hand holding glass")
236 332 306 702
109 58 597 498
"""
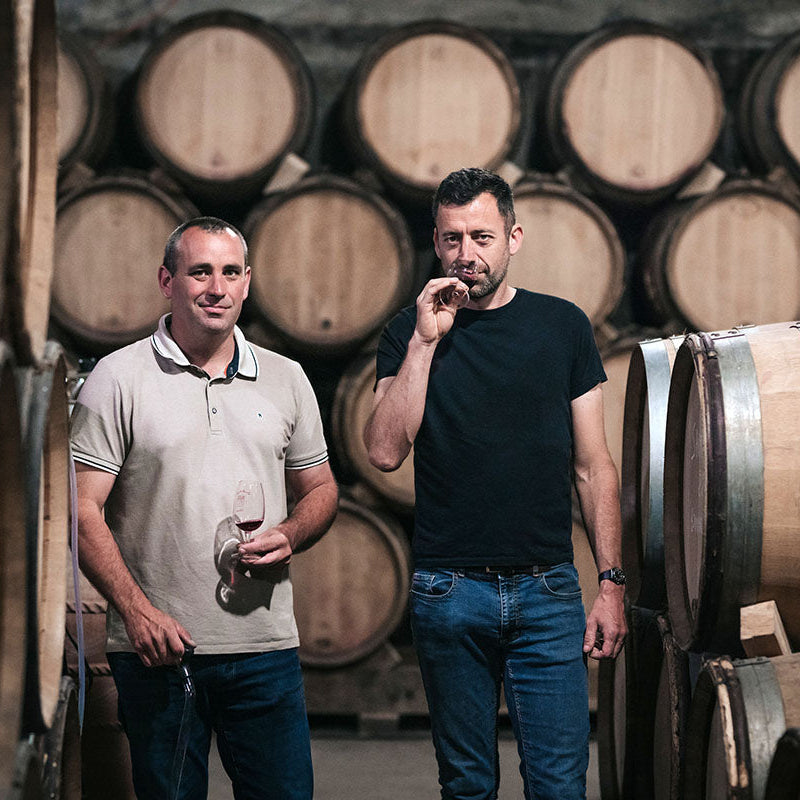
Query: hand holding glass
438 266 470 309
233 481 265 541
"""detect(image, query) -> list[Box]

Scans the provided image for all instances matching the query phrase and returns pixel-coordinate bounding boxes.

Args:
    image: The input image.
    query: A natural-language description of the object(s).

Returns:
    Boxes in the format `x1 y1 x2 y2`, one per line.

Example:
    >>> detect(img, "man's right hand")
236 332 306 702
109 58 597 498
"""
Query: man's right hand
121 602 195 667
414 276 469 344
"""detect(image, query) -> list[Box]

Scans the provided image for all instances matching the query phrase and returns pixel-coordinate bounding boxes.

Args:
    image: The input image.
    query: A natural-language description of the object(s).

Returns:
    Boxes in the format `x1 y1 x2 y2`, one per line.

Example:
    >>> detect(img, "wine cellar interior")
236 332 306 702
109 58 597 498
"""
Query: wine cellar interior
4 0 800 798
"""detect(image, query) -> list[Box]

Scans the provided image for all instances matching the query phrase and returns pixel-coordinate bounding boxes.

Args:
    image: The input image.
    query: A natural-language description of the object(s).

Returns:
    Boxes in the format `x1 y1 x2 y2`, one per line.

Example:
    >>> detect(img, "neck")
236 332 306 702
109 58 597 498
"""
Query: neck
466 282 516 311
169 319 236 377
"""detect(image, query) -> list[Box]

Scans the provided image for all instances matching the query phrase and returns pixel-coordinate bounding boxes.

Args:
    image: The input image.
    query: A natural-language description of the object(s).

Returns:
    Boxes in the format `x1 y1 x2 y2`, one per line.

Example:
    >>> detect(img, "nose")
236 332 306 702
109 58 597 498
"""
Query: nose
207 271 226 297
456 238 475 264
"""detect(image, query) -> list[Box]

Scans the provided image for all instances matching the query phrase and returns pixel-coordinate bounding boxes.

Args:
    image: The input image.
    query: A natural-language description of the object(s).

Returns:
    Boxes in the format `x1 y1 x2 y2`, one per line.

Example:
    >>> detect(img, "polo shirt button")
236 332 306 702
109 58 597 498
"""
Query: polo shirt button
212 408 218 414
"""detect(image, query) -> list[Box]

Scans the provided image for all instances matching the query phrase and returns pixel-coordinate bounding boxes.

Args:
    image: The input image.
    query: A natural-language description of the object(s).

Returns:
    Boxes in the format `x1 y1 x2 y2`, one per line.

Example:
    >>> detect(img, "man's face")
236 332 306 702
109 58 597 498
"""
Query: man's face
158 226 250 339
433 192 522 300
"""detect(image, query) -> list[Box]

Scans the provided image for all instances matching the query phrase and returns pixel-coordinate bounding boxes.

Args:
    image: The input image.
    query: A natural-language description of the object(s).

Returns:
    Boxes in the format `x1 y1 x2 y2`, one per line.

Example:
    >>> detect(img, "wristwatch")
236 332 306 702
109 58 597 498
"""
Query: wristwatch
598 567 626 585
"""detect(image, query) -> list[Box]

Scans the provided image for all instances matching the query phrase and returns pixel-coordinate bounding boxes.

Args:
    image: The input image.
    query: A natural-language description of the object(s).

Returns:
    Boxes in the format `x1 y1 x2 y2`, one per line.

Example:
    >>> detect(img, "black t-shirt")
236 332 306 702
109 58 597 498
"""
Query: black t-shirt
375 289 606 567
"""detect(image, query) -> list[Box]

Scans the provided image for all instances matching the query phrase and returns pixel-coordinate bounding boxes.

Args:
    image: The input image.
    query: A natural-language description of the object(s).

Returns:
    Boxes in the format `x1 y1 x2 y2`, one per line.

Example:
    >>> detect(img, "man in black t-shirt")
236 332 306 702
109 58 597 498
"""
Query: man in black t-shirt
365 168 626 800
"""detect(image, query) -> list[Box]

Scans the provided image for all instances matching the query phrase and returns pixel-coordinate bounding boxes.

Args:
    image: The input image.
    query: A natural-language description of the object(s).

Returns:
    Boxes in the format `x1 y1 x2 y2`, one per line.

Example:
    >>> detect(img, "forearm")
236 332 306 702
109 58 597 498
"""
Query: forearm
275 478 339 554
575 460 622 572
364 334 437 471
76 498 152 619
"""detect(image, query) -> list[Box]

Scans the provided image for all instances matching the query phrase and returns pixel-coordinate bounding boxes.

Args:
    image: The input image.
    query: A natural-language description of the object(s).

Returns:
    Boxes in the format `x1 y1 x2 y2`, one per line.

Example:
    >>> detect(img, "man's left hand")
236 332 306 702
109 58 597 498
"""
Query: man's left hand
583 584 627 659
237 526 293 570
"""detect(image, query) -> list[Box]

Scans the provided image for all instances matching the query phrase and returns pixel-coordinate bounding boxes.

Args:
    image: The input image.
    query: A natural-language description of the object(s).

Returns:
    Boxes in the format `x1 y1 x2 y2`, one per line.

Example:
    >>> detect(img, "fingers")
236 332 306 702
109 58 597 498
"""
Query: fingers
584 598 627 661
238 529 292 567
417 276 460 303
130 609 193 667
582 618 598 656
586 628 625 661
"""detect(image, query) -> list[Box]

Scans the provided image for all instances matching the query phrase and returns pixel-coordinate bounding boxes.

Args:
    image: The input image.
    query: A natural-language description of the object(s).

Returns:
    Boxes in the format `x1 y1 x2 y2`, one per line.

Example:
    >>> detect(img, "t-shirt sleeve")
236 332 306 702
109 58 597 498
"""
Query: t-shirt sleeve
569 306 607 400
70 359 129 475
375 308 416 386
284 363 329 470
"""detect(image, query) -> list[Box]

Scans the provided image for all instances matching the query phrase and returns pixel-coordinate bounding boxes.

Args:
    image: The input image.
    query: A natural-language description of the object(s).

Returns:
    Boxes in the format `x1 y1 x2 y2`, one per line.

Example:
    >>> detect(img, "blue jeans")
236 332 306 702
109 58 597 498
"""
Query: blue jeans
108 648 312 800
410 565 589 800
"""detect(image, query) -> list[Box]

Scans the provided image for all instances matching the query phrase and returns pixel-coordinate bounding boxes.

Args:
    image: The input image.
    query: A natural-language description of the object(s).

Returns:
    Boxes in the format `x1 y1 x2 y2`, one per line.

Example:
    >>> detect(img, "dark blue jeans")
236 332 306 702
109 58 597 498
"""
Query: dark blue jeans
410 565 589 800
108 648 312 800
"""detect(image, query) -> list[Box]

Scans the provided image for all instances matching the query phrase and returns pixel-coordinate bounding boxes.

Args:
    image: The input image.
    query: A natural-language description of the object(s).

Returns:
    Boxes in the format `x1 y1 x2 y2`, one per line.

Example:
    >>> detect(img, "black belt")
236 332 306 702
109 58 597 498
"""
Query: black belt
476 564 555 575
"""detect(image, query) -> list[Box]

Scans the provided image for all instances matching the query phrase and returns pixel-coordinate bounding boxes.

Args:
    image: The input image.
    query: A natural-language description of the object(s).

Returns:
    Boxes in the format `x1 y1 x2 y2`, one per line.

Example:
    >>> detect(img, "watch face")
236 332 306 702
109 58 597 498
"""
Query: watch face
610 567 626 585
600 567 626 585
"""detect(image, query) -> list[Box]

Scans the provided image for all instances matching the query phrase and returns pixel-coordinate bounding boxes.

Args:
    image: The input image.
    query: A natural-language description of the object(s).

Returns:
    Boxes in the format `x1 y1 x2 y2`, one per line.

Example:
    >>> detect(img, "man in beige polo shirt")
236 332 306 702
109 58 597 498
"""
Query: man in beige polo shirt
71 217 338 800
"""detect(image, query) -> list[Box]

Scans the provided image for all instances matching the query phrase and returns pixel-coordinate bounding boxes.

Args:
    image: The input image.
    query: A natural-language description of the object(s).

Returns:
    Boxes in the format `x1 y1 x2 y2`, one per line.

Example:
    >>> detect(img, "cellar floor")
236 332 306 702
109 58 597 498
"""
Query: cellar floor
206 727 602 799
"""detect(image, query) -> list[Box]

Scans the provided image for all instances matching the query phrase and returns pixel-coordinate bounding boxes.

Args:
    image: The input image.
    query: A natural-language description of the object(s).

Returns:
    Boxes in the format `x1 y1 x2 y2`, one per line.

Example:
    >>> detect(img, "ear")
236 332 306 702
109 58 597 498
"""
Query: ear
508 223 523 256
158 265 172 299
243 265 251 300
433 227 441 259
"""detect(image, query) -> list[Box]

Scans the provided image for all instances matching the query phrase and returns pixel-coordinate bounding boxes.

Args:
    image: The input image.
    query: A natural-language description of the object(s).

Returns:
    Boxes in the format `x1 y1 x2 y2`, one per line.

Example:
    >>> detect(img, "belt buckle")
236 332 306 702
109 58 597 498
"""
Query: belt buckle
484 565 530 575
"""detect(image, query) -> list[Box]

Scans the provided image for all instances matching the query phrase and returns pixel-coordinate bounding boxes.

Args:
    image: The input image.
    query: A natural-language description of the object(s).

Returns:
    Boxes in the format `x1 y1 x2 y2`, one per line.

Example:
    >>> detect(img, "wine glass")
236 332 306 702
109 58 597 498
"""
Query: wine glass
233 481 265 542
438 265 470 309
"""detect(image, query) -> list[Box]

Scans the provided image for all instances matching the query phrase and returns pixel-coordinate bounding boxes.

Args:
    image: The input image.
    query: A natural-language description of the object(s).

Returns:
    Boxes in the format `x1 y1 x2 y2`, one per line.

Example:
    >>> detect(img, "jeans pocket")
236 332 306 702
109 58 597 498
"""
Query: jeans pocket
410 569 457 599
541 563 582 599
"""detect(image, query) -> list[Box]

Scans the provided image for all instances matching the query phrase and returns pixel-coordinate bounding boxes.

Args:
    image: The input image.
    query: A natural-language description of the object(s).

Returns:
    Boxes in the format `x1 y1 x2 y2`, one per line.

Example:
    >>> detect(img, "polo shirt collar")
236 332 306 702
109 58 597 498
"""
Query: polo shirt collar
150 314 258 378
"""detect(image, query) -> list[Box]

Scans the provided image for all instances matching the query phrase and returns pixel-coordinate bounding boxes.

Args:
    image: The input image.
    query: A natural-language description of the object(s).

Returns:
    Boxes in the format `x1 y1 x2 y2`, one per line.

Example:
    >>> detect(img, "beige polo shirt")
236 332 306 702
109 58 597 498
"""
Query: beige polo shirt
70 315 329 654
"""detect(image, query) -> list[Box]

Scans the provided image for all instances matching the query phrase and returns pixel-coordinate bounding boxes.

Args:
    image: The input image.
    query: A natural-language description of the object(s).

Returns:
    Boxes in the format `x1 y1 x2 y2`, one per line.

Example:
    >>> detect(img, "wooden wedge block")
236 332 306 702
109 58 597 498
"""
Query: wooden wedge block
740 601 792 657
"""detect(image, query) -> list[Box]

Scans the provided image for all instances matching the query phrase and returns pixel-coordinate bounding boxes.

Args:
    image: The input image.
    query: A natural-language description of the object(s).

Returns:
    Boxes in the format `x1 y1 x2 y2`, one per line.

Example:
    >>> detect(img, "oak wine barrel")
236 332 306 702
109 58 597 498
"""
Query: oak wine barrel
64 566 135 799
664 322 800 654
16 340 70 733
243 174 415 354
50 172 199 351
7 740 41 800
684 654 800 800
652 615 692 800
291 497 411 667
509 178 625 329
57 32 113 173
0 1 15 335
640 178 800 332
80 675 136 800
597 604 661 800
621 336 683 610
41 676 81 800
765 728 800 800
331 352 415 511
341 20 521 202
738 30 800 183
7 0 58 366
134 12 314 202
545 21 723 204
0 343 27 796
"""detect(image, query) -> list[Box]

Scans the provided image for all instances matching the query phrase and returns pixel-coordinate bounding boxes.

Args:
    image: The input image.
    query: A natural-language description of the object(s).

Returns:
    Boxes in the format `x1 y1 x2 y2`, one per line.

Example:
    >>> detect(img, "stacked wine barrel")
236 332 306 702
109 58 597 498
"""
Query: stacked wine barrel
6 3 800 795
604 319 800 800
0 0 87 797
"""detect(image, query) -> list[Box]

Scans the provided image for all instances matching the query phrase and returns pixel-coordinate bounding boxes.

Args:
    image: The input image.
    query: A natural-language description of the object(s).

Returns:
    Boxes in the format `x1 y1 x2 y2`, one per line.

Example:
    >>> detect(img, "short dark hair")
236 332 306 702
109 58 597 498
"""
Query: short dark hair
162 216 248 275
432 168 516 233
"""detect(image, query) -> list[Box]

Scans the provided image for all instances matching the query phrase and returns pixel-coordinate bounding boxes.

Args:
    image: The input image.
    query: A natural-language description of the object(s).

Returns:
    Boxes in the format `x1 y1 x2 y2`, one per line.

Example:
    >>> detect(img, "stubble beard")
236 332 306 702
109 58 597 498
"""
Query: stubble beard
467 257 509 300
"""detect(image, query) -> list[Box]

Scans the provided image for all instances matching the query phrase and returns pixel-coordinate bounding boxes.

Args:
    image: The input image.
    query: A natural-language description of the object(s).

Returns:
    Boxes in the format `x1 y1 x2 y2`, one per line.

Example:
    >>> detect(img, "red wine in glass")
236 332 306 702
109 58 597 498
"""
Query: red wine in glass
233 481 265 542
235 519 262 533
